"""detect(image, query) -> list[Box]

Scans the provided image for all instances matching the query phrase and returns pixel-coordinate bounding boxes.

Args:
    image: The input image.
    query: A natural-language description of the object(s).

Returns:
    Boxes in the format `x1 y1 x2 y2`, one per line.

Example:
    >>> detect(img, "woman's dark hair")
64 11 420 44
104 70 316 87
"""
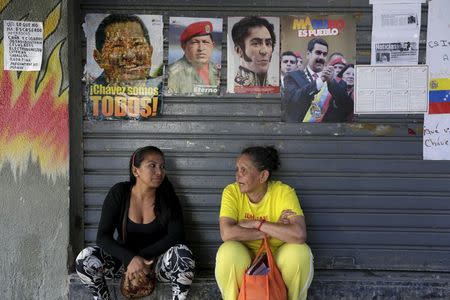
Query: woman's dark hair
337 63 355 79
129 146 164 184
241 146 280 179
129 146 182 225
155 177 183 225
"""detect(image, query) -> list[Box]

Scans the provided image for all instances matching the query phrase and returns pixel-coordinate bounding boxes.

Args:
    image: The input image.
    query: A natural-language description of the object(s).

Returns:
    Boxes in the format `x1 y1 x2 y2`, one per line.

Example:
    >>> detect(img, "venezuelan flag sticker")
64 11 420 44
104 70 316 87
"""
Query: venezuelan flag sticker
429 78 450 114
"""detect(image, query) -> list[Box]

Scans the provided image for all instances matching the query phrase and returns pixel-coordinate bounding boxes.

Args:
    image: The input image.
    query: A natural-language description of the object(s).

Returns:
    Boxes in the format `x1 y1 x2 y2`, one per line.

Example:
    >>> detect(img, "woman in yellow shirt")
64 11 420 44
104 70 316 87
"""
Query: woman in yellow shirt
215 146 314 300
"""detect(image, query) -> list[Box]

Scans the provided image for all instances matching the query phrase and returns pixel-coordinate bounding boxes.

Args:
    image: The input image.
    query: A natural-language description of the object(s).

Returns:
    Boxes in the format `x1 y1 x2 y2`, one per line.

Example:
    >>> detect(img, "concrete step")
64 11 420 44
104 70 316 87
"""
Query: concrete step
69 273 220 300
69 270 450 300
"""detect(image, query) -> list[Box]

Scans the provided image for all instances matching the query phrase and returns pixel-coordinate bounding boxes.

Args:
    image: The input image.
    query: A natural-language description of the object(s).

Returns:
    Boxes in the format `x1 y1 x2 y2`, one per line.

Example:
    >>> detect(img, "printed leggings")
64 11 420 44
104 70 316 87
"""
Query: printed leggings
75 244 195 300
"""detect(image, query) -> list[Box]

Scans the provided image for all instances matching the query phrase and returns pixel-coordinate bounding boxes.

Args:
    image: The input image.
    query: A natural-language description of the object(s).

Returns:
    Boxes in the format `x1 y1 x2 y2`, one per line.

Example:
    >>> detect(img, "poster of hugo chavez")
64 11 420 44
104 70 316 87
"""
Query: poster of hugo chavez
83 14 163 120
166 17 223 96
281 15 356 123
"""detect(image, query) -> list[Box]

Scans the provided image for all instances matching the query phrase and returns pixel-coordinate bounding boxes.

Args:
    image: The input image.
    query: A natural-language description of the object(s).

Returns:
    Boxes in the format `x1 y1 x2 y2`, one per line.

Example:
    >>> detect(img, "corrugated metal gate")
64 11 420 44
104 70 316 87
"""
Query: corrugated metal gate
73 0 450 272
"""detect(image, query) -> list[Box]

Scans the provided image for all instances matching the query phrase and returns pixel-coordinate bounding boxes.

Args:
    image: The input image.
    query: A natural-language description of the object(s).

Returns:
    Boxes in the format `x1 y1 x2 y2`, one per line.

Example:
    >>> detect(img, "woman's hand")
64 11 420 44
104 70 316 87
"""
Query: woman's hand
125 256 153 285
278 209 297 224
220 217 265 242
258 214 307 244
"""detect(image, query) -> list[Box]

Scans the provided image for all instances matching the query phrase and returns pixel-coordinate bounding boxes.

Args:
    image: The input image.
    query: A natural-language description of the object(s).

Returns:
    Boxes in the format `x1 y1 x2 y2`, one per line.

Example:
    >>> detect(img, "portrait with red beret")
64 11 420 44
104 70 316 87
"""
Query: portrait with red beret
167 17 223 96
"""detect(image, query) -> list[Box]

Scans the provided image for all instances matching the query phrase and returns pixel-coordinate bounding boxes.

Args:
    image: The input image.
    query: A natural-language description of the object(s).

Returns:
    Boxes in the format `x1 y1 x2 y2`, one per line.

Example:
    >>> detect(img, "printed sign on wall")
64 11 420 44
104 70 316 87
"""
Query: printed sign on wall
423 0 450 160
280 15 356 123
371 2 421 65
166 17 223 96
425 0 450 114
84 14 163 120
4 20 43 71
355 65 428 114
227 16 280 94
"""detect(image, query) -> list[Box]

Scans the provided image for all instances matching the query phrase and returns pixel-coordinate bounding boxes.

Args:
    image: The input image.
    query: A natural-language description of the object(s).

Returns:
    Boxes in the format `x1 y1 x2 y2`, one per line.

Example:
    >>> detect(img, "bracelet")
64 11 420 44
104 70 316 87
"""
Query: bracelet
257 219 266 231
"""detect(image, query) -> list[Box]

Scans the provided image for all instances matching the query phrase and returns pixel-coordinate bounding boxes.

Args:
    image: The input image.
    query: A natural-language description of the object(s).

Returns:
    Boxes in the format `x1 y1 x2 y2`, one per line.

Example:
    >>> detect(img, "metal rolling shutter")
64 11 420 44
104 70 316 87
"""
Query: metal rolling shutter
77 0 450 271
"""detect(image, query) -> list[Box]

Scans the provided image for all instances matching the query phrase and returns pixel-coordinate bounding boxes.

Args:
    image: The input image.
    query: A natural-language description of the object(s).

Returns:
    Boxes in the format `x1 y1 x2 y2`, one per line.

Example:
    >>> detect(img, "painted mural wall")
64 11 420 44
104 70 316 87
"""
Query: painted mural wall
0 0 69 298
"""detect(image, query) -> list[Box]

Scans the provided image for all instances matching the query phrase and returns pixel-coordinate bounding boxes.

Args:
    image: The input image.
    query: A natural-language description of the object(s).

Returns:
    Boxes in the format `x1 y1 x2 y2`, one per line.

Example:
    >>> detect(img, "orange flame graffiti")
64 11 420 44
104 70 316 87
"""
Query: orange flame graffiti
0 39 69 180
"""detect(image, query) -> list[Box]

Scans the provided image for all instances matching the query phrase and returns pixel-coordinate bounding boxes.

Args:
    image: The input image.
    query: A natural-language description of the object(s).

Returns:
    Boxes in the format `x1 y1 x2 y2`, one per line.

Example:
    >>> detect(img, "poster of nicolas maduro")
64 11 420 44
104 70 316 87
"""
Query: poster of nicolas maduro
84 14 164 120
280 15 356 123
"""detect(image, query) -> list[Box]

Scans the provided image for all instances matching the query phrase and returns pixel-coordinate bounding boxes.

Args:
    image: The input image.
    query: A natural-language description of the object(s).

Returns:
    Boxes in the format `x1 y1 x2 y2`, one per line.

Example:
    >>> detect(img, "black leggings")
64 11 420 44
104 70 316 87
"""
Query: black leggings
75 244 195 300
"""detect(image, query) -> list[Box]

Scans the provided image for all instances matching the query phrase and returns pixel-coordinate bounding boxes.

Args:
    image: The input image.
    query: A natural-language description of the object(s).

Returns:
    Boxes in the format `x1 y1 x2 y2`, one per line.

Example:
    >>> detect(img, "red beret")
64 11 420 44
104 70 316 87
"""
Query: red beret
329 57 346 66
293 51 303 60
180 21 213 44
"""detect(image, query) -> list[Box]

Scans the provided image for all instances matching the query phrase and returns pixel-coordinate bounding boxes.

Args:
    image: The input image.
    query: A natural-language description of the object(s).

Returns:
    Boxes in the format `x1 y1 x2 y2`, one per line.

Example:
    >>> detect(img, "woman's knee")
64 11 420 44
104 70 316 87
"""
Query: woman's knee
75 246 104 278
166 244 196 271
276 243 313 267
215 241 251 270
171 244 194 258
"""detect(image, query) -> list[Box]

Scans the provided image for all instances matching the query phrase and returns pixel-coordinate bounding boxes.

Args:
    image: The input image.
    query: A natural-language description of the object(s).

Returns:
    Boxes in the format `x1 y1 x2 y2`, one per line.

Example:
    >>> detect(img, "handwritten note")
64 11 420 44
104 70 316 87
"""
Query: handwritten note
3 20 43 71
426 0 450 79
423 0 450 160
423 114 450 160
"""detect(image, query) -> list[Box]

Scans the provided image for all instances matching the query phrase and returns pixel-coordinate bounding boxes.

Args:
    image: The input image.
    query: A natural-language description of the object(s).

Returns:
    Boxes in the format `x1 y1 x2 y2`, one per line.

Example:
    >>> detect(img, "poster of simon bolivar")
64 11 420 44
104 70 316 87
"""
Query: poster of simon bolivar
83 14 163 120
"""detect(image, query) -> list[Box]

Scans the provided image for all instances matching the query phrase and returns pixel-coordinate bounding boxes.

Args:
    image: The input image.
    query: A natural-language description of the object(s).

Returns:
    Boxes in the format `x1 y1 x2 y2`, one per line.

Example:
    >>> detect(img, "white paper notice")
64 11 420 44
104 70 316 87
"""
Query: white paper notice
376 68 393 89
355 65 428 114
423 0 450 160
423 114 450 160
371 3 421 65
3 20 43 71
394 67 409 89
391 90 408 111
375 90 392 111
426 0 450 79
409 67 428 89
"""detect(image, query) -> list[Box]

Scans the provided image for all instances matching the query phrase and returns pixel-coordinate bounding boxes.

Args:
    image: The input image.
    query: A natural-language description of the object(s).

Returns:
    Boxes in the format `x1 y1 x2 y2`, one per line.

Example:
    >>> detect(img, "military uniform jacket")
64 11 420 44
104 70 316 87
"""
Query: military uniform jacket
234 66 269 87
167 56 220 95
